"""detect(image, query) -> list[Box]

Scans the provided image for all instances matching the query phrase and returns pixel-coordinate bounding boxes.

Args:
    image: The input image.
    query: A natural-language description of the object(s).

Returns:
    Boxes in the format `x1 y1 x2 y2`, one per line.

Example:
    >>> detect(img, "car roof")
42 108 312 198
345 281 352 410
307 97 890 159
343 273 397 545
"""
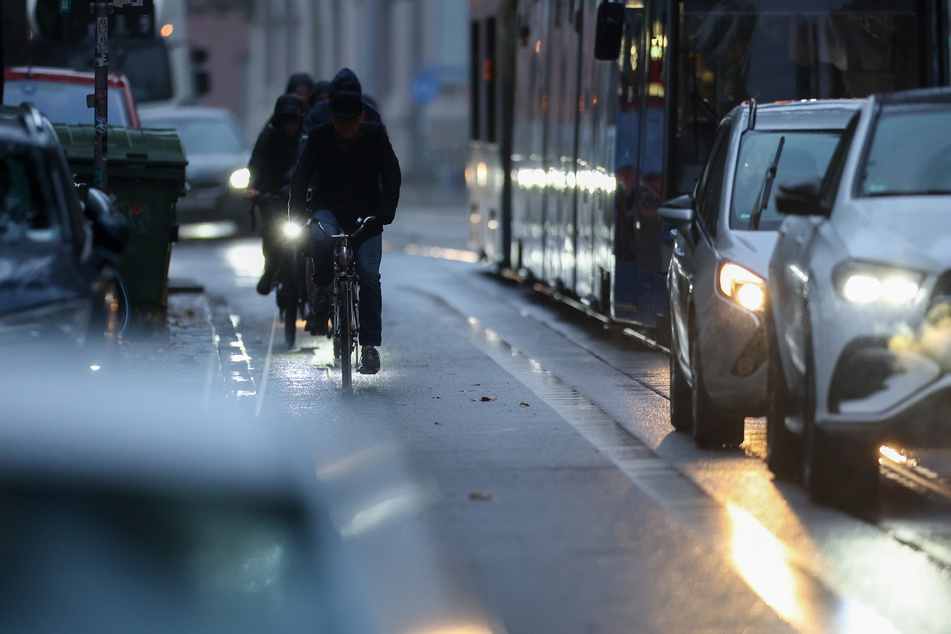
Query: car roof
875 86 951 106
735 99 865 131
0 363 317 505
5 65 133 89
0 103 59 147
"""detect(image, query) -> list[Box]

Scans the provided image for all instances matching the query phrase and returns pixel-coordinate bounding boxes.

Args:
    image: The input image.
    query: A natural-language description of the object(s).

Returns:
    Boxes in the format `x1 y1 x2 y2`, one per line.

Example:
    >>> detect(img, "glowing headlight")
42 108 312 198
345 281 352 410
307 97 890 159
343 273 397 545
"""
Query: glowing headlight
719 262 767 311
229 168 250 189
283 222 303 239
841 272 920 304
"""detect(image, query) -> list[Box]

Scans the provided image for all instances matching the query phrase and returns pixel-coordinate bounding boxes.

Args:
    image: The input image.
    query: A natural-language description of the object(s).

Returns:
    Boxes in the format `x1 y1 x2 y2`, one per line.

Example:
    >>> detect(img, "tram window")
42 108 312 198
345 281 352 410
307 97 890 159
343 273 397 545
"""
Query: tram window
470 20 480 141
674 2 925 198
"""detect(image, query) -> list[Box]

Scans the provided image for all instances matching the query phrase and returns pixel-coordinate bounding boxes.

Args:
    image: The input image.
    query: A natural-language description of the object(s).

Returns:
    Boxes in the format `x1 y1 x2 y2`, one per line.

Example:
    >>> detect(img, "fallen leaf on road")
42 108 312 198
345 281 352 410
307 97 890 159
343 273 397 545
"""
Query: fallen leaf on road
469 492 493 501
519 402 530 407
475 396 497 402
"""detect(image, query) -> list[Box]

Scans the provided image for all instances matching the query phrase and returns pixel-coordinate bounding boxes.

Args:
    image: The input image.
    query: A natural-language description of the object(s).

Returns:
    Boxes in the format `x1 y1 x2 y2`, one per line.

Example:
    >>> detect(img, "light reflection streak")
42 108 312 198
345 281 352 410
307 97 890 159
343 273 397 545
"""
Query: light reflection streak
727 504 897 633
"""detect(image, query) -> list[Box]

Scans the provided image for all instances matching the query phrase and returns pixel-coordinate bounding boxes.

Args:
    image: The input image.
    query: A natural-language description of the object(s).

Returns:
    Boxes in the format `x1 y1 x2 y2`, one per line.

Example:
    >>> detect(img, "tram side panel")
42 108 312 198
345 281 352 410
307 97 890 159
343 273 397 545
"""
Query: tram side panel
540 4 581 292
575 0 617 310
510 0 551 281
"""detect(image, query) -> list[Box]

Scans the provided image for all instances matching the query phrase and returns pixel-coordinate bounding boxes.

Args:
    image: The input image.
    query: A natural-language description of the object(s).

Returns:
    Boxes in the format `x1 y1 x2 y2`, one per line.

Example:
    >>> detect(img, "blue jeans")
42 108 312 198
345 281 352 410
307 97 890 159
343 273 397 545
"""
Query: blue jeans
309 209 382 347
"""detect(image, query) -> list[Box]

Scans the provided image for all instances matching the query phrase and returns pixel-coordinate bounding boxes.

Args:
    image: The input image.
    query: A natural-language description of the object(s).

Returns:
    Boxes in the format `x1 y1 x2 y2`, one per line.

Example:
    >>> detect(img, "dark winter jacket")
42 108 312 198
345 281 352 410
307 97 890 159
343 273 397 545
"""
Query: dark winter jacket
248 94 305 196
289 121 401 240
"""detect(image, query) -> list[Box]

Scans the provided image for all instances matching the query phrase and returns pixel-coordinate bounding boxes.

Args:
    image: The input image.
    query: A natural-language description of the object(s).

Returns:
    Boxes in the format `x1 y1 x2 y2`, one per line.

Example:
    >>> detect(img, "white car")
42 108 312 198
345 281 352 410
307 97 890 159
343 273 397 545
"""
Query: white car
660 99 862 448
766 87 951 515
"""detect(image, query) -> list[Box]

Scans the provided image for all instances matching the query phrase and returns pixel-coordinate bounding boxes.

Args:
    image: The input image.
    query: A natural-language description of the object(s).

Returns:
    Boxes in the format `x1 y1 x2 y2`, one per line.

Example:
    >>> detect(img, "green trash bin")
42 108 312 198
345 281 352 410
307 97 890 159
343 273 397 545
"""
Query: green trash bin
55 124 187 322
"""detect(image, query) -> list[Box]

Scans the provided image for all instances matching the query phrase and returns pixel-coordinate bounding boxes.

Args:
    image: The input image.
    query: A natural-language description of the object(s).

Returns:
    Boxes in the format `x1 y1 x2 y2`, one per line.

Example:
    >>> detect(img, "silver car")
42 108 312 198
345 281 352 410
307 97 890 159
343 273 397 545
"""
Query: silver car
660 99 863 449
766 87 951 515
140 106 251 232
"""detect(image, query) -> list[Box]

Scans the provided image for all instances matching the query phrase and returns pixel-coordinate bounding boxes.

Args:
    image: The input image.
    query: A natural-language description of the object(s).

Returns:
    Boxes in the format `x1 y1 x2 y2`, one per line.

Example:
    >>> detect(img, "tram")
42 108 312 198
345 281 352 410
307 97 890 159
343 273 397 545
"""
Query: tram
467 0 950 333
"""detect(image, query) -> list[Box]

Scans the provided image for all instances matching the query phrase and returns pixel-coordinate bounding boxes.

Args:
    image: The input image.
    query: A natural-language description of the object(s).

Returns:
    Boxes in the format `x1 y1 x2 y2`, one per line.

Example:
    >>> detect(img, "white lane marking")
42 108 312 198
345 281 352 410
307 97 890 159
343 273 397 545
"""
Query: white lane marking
255 312 279 418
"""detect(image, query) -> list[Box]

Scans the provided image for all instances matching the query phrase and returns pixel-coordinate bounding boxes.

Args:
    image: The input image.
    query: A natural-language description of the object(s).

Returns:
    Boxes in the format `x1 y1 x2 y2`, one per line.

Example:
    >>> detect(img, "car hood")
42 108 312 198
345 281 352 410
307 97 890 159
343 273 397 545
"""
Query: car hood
832 197 951 270
718 229 781 280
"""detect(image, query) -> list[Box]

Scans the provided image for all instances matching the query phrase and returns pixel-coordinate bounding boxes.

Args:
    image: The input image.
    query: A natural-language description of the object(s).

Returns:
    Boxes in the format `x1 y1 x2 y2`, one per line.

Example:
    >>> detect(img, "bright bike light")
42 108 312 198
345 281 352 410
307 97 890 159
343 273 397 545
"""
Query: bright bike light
719 262 767 311
229 168 250 189
842 273 920 304
283 222 303 239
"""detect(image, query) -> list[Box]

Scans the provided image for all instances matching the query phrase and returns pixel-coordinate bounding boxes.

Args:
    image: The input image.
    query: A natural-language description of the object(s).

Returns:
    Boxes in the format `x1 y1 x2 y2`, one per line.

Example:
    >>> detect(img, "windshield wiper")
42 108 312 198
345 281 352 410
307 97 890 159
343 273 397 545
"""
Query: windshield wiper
748 136 785 231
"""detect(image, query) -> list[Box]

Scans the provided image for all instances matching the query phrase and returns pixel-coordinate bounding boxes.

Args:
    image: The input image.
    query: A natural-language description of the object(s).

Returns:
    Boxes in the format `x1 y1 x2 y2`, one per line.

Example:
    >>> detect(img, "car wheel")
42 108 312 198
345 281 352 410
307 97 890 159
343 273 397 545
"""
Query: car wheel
669 346 693 432
765 316 802 482
691 335 745 449
799 308 879 516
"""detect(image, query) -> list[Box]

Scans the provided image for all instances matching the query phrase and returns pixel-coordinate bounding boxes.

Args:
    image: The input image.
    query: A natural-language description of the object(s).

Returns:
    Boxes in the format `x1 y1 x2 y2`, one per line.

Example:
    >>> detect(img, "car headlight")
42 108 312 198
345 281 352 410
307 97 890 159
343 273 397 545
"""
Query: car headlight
229 168 250 189
718 262 767 311
837 263 922 304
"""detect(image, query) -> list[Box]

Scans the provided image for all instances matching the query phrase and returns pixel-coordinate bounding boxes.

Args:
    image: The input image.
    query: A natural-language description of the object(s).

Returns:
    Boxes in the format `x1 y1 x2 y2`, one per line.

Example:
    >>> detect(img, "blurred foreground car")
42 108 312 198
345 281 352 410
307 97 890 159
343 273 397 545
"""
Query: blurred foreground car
766 87 951 515
0 365 374 633
3 66 139 127
660 99 862 448
0 102 128 353
139 106 251 231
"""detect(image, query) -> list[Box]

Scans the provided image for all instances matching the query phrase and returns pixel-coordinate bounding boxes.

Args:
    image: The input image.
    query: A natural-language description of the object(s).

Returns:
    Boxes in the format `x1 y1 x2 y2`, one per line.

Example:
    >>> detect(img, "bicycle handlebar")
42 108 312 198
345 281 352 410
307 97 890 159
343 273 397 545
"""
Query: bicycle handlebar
312 216 377 240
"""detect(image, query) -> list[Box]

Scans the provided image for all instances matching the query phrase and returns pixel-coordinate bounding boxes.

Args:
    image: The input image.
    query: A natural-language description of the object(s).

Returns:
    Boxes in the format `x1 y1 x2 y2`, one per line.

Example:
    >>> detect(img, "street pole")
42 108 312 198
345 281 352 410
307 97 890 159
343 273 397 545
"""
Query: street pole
93 0 110 191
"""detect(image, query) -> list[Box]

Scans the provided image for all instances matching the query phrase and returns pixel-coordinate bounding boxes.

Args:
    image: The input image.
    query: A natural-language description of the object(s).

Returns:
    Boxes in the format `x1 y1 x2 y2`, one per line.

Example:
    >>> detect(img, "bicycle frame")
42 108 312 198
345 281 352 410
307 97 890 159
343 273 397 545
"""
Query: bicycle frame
314 216 375 390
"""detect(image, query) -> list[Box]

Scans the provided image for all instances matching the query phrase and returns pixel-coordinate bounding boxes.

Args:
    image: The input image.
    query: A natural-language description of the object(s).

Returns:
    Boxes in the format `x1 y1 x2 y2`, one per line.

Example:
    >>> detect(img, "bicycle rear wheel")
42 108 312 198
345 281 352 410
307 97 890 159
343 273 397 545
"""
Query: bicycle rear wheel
338 279 352 389
281 251 300 348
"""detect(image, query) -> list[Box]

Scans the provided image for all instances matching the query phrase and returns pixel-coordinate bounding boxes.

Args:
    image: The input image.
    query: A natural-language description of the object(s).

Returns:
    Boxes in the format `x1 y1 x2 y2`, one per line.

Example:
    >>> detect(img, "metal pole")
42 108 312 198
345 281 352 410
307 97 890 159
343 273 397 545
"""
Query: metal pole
94 0 110 191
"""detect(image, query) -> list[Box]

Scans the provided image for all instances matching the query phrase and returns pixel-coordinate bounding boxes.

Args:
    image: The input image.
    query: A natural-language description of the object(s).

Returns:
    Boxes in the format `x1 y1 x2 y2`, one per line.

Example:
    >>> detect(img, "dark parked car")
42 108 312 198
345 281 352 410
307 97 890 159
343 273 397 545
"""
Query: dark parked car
0 102 128 354
139 106 251 234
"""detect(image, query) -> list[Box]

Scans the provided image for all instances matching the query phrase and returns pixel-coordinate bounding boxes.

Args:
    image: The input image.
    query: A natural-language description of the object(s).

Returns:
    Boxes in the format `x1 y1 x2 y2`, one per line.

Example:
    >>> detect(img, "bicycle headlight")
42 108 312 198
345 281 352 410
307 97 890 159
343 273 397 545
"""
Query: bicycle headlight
283 221 303 239
229 168 250 189
718 262 767 312
836 263 922 305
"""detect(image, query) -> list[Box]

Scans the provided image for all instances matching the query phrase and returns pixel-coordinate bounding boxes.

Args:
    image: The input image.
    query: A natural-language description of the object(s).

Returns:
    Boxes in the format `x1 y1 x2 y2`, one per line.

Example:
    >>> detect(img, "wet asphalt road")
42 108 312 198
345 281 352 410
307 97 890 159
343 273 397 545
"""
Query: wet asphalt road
162 188 951 634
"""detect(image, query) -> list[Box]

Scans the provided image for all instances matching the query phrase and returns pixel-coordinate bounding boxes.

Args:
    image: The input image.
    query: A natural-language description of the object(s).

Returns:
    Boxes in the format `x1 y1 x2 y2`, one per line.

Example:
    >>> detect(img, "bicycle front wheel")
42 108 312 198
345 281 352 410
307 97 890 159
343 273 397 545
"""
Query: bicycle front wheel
337 279 352 390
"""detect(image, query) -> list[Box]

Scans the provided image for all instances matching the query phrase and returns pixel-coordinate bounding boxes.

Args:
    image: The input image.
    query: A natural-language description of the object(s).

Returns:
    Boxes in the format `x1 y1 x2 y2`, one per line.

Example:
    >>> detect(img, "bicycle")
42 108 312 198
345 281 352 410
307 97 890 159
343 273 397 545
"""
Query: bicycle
313 216 375 390
253 192 308 347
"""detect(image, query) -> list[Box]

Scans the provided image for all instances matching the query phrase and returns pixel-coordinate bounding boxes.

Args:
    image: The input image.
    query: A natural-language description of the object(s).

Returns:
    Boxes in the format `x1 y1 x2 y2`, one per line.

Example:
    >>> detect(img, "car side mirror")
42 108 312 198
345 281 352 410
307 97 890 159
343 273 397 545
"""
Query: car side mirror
775 177 827 217
85 188 130 268
594 2 624 60
659 194 697 249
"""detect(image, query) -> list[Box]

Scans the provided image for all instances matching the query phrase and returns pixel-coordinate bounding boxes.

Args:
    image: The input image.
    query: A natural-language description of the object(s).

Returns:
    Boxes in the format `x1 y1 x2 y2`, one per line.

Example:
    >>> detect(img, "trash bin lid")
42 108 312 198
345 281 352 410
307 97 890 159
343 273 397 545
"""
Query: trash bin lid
54 123 187 167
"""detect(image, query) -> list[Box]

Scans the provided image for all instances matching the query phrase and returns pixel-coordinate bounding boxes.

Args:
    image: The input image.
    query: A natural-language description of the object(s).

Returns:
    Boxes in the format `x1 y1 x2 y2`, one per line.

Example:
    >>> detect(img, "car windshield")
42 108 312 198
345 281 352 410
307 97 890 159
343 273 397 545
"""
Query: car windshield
3 79 132 127
146 117 246 156
731 130 841 230
0 144 59 243
858 105 951 196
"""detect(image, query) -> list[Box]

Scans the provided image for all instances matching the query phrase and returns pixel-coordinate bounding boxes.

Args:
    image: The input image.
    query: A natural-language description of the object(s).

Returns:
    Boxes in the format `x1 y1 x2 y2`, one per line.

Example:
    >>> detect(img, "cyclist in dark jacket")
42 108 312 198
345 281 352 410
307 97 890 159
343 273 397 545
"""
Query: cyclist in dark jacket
299 68 383 157
246 93 307 295
289 91 400 374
